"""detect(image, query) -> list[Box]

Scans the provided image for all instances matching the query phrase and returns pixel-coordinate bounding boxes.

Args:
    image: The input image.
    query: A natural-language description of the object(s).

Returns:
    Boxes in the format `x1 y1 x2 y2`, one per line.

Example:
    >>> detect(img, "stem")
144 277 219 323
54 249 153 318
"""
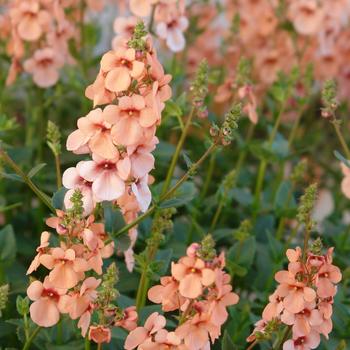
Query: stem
303 218 312 261
23 314 30 341
273 326 291 350
85 336 91 350
0 148 55 213
161 107 195 196
114 143 218 238
210 200 224 232
235 123 255 178
179 299 194 325
332 120 350 159
200 151 216 199
276 185 294 240
57 319 62 344
22 326 41 350
97 344 102 350
253 99 288 220
246 340 258 350
54 154 62 189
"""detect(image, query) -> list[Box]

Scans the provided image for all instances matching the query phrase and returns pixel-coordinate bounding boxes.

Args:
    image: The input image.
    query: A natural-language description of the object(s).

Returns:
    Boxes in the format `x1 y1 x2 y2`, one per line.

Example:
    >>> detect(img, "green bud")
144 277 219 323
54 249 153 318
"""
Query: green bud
16 295 29 316
128 21 148 51
47 121 61 157
297 183 318 225
236 57 252 86
310 237 323 255
321 80 338 119
290 159 307 183
221 103 241 144
0 284 9 317
233 219 252 242
336 340 347 350
198 234 216 261
68 189 84 218
191 60 209 107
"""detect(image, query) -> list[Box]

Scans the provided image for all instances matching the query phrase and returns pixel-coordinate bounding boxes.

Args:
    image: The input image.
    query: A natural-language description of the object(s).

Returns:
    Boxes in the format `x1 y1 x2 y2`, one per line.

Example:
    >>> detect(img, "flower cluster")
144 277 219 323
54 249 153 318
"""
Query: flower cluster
182 0 350 103
65 21 172 270
1 0 104 87
115 0 189 53
248 244 342 350
124 237 239 350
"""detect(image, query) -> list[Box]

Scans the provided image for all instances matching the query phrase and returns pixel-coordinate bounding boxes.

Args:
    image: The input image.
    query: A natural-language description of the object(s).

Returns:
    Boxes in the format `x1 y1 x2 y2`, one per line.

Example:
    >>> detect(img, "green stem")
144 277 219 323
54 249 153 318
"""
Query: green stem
115 142 218 238
97 343 102 350
23 314 30 341
275 186 294 240
332 120 350 160
200 151 216 199
55 154 62 189
161 107 195 196
85 336 91 350
303 218 312 261
57 319 62 344
210 200 224 232
246 340 258 350
22 326 41 350
273 326 291 350
235 123 255 178
0 148 55 213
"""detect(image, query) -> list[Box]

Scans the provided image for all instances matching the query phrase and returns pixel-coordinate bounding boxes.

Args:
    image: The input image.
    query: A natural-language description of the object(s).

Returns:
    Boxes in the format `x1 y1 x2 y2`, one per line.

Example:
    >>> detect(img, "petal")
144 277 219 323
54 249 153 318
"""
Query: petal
124 327 148 349
201 268 216 286
27 281 43 301
92 171 125 201
105 67 131 93
179 274 202 299
30 299 60 327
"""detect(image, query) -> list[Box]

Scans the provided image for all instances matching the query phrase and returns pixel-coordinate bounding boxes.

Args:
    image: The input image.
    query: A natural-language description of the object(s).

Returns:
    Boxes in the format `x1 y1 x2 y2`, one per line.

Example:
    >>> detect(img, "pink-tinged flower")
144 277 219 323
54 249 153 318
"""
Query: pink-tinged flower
89 325 111 344
115 306 138 331
283 331 320 350
275 271 316 314
141 329 183 349
288 0 324 36
238 85 258 124
156 16 189 53
46 210 68 235
23 48 64 88
10 0 50 42
186 243 200 258
60 277 100 319
316 263 342 298
281 303 323 337
112 16 137 49
340 163 350 198
247 319 268 342
171 257 216 299
100 48 145 93
110 95 153 146
40 247 89 289
215 79 234 104
124 312 166 349
129 0 158 17
27 231 50 274
131 175 152 212
262 291 284 321
77 155 125 202
62 163 95 215
66 105 119 159
27 277 67 327
148 276 186 312
175 313 216 350
207 275 239 327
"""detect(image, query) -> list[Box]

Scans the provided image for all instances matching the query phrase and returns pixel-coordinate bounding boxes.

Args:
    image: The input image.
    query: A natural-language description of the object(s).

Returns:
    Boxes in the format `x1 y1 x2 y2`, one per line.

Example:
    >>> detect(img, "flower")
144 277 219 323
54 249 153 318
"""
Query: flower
89 325 111 344
171 256 216 299
283 331 321 350
27 231 50 274
23 47 64 88
40 247 89 289
124 312 166 349
27 277 66 327
129 0 158 17
115 306 138 331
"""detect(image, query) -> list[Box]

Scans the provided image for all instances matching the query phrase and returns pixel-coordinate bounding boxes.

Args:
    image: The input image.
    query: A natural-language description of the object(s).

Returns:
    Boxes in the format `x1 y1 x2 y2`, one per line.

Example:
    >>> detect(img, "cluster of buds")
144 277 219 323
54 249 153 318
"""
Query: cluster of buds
64 21 172 270
190 59 209 118
123 236 239 350
248 243 342 350
321 80 339 120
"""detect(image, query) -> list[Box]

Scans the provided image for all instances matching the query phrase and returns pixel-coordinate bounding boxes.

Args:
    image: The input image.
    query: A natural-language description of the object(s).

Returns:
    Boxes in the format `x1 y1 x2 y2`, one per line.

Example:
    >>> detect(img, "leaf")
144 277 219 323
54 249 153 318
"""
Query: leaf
103 202 126 234
0 225 16 265
27 163 46 178
227 236 256 268
222 330 237 350
52 187 68 210
115 234 131 252
334 150 350 168
165 99 183 117
160 181 197 208
0 172 23 182
274 180 292 211
182 152 193 169
231 188 253 206
155 248 173 275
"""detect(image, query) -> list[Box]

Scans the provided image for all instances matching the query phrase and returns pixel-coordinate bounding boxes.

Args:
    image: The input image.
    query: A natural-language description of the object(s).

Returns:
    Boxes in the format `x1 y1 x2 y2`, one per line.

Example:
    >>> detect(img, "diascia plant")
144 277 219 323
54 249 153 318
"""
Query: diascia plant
0 0 349 349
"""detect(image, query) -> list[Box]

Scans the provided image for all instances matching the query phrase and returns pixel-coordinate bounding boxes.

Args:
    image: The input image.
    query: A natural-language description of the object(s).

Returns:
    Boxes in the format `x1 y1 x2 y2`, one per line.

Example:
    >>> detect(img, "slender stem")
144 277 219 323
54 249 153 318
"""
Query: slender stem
114 143 218 237
0 148 55 213
246 340 258 350
22 326 41 350
332 121 350 160
210 200 224 232
200 151 216 199
276 185 294 240
0 202 22 212
23 314 30 341
179 299 194 325
85 336 91 350
57 319 62 344
97 344 102 350
303 218 312 261
55 154 62 189
274 326 291 350
235 123 255 178
161 107 195 196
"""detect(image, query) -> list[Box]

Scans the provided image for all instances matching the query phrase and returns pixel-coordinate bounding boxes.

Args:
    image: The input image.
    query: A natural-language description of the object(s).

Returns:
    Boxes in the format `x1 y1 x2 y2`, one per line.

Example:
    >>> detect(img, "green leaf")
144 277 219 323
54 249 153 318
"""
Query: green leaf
0 225 16 265
155 248 173 275
227 236 256 268
0 172 23 182
222 330 237 350
231 188 253 206
52 187 68 210
27 163 46 178
160 181 197 208
103 202 126 234
165 100 183 117
115 234 131 252
334 150 350 168
274 180 292 210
